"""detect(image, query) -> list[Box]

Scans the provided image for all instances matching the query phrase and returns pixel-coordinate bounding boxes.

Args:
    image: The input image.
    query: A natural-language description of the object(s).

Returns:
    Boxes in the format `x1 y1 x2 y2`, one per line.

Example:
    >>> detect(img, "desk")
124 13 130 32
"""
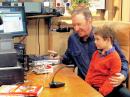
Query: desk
25 66 103 97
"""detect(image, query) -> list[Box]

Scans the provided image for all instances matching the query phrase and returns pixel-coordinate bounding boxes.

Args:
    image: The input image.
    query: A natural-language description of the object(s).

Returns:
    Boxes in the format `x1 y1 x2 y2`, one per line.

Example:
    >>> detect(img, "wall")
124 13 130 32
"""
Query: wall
122 0 130 21
14 18 49 56
26 19 49 55
49 31 71 55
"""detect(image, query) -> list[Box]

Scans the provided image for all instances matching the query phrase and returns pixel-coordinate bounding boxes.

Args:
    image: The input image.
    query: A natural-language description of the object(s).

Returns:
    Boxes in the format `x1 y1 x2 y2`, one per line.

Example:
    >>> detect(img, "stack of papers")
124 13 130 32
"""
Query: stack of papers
33 59 60 66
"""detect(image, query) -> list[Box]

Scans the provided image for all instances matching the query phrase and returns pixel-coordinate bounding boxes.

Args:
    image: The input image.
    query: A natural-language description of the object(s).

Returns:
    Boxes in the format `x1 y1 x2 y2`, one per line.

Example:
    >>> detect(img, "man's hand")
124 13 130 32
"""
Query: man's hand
109 73 126 87
48 50 61 60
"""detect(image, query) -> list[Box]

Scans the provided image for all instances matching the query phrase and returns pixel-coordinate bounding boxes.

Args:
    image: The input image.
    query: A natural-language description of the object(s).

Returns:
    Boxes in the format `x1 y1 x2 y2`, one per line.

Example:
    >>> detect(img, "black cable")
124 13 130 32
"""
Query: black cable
18 36 27 43
35 19 38 55
37 18 40 55
51 65 67 83
49 65 69 88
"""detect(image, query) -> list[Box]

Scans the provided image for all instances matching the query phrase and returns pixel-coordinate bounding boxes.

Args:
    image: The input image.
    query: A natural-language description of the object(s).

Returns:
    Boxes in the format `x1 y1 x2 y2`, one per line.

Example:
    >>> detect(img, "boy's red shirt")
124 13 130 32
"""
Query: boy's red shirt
85 50 121 96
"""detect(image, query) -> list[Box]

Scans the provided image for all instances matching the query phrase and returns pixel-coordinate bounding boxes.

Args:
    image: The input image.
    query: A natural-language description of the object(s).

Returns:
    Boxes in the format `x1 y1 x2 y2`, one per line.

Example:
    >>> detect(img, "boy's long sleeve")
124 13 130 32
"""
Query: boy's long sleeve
99 57 121 96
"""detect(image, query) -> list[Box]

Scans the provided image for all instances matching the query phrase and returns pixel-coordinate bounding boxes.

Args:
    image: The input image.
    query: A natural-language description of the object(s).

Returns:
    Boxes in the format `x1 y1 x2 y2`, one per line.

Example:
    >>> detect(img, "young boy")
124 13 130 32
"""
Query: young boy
85 26 121 97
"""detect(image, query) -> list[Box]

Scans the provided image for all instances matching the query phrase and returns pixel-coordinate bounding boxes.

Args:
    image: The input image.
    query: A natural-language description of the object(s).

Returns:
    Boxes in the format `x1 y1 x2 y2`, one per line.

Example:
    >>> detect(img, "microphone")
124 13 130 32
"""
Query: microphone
0 16 3 25
49 65 67 88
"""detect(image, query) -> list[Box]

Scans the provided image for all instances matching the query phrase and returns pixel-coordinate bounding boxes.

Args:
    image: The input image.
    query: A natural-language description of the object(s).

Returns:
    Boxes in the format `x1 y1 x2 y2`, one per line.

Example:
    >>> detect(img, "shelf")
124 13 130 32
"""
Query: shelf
26 14 56 19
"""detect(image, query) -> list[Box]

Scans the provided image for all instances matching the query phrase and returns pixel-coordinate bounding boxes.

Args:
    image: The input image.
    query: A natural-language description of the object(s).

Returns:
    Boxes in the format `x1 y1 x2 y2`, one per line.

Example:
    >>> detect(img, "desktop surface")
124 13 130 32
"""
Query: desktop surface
25 65 103 97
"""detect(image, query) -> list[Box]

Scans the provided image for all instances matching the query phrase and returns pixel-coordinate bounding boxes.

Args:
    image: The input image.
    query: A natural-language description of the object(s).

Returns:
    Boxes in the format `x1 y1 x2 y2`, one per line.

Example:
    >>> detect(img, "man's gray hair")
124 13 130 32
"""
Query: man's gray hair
71 8 92 20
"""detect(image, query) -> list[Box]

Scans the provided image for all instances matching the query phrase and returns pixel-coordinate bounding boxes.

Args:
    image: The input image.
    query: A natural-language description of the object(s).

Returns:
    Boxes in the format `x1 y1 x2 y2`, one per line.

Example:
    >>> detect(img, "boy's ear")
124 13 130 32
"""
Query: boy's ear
88 18 92 23
105 37 111 42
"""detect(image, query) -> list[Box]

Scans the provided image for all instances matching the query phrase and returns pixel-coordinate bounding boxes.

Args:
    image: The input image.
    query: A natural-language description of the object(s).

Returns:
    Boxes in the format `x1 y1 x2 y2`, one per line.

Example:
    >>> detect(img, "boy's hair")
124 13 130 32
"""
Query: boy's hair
94 25 116 44
71 8 92 20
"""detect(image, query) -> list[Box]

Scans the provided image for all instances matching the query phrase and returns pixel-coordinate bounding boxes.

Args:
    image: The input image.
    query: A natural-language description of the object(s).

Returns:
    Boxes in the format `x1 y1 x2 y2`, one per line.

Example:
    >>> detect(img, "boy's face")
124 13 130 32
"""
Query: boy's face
94 35 108 49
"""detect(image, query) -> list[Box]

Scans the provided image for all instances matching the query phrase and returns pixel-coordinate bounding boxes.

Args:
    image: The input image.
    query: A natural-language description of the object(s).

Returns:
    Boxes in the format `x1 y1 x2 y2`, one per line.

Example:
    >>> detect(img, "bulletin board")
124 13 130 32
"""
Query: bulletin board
89 0 106 9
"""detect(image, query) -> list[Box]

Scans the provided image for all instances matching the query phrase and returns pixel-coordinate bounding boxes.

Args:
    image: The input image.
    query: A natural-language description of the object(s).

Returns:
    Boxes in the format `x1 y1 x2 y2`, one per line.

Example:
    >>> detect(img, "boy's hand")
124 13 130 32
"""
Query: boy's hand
109 73 126 87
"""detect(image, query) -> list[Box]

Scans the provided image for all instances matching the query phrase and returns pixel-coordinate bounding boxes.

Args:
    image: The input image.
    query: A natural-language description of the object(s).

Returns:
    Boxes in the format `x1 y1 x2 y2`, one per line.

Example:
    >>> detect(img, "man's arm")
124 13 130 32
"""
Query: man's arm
62 49 74 65
113 41 128 78
111 41 128 87
62 36 75 65
109 73 126 87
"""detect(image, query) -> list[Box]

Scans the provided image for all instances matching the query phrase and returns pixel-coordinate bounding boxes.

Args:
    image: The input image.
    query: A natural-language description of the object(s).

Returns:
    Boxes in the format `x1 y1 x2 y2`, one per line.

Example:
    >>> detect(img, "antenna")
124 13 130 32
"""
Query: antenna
0 16 3 25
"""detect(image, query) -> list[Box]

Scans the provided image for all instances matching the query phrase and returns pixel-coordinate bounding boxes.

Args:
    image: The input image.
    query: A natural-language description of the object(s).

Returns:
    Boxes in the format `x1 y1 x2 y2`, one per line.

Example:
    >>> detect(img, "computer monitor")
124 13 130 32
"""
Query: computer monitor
0 6 27 37
0 6 27 51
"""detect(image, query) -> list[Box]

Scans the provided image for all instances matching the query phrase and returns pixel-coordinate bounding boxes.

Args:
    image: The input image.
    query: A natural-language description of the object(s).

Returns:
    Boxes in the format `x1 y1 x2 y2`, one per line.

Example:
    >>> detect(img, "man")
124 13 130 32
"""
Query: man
61 8 129 93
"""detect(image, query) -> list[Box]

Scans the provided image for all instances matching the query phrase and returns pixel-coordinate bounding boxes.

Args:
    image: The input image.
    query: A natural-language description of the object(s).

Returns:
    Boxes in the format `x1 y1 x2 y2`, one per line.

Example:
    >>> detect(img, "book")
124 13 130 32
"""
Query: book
0 85 43 97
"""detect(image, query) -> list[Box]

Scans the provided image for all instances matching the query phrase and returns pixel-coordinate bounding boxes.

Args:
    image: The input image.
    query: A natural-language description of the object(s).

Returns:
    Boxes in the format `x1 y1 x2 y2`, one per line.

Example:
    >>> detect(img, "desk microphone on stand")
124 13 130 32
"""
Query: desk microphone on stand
49 65 67 88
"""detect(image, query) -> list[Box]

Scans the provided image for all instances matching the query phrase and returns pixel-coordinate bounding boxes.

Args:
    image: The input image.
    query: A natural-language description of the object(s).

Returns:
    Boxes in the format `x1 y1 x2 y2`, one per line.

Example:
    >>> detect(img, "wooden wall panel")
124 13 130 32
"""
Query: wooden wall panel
50 32 71 55
122 0 130 21
25 19 48 55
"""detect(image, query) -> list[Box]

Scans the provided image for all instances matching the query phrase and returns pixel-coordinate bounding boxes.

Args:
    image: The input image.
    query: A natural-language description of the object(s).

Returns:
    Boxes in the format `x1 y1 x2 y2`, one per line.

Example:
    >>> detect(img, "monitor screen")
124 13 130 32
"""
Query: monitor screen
0 6 27 37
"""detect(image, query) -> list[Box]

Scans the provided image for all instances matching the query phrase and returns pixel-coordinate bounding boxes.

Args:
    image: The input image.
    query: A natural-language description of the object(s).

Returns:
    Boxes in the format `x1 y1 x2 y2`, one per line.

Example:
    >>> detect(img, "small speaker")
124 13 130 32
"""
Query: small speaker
0 50 17 67
0 65 24 85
